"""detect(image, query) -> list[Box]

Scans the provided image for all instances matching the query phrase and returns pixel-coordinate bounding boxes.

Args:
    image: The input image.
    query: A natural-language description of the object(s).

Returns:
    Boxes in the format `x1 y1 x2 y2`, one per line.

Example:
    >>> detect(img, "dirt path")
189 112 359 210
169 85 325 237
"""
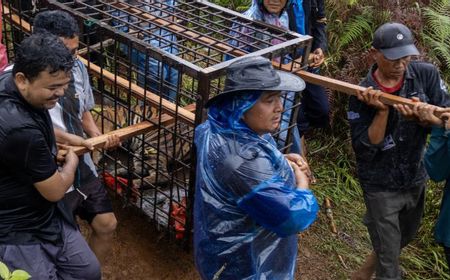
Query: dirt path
85 199 339 279
83 200 198 280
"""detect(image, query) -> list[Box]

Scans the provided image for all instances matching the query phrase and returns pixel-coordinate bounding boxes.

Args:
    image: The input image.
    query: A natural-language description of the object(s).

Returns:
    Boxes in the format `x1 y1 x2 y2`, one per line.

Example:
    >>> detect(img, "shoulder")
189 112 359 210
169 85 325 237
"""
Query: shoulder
213 135 274 179
73 59 89 80
75 58 87 70
409 60 436 71
408 61 440 79
0 99 35 133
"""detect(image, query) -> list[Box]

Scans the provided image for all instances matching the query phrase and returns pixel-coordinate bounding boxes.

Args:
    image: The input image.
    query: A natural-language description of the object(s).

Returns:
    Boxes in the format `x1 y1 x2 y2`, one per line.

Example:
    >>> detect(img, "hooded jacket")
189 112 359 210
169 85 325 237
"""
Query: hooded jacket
194 91 318 279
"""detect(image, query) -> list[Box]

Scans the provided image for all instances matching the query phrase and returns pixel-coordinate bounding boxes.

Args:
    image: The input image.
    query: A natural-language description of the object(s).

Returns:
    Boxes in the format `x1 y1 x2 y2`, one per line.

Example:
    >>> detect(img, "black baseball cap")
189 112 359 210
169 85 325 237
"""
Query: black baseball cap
372 22 420 60
205 56 305 107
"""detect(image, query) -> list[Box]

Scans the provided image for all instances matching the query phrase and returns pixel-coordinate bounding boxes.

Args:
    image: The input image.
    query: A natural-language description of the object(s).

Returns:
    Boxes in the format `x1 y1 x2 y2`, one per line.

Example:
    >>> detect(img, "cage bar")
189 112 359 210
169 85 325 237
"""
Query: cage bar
1 0 312 245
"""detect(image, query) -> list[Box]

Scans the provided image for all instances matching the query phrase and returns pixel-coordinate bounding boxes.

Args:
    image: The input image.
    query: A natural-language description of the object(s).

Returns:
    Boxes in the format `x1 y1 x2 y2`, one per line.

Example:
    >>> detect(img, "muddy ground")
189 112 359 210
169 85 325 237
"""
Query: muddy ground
79 198 340 280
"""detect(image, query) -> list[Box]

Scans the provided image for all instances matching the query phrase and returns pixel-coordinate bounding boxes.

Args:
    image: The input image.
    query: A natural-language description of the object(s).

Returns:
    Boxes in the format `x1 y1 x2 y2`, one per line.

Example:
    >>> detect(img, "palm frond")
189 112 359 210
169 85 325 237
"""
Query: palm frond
337 10 374 51
422 0 450 81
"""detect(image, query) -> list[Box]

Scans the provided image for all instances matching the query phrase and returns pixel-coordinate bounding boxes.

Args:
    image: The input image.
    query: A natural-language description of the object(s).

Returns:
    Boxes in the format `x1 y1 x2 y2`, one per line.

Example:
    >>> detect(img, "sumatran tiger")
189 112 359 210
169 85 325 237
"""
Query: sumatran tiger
91 102 193 192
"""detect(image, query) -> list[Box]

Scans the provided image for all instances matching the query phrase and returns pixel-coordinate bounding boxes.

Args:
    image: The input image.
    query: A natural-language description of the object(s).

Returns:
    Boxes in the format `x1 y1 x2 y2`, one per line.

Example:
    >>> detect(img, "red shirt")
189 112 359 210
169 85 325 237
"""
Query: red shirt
372 71 404 94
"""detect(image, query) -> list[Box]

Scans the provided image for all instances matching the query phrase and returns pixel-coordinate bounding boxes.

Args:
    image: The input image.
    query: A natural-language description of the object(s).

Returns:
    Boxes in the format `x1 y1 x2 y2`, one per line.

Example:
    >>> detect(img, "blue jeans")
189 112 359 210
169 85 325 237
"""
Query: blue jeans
110 7 179 102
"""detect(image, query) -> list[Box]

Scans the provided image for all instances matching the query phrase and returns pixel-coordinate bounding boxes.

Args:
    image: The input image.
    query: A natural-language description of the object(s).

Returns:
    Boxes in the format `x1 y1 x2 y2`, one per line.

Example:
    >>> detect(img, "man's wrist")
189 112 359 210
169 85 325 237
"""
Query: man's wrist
88 131 101 138
376 108 389 115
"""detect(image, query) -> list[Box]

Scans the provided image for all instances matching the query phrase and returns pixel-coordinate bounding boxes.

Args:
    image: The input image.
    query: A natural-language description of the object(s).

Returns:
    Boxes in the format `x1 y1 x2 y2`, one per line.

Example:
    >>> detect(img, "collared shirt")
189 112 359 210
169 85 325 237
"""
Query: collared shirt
348 61 450 191
48 59 98 188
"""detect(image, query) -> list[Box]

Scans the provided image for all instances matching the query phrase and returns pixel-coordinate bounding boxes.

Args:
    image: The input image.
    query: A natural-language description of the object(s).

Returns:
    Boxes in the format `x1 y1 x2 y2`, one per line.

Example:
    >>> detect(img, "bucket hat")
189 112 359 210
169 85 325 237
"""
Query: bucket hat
372 22 419 60
205 56 305 107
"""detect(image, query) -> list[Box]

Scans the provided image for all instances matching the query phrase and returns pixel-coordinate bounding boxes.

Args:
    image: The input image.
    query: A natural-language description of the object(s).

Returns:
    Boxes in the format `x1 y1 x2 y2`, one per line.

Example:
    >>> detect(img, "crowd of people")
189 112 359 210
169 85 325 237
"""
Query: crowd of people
0 1 449 280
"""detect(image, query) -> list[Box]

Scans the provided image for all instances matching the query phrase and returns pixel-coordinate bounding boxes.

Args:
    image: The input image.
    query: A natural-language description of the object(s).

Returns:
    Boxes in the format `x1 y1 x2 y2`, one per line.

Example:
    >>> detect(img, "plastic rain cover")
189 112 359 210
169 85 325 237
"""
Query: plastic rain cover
194 91 319 280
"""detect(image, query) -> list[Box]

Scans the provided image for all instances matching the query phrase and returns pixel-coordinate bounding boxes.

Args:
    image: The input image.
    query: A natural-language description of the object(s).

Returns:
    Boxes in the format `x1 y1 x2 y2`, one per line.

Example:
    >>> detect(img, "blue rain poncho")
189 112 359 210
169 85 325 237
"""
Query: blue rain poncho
194 91 319 280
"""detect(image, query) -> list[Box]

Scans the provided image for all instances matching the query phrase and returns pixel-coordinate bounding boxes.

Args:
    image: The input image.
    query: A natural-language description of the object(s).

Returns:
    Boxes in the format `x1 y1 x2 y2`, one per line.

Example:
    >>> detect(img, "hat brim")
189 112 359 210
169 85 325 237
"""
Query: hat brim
205 70 305 108
380 44 420 60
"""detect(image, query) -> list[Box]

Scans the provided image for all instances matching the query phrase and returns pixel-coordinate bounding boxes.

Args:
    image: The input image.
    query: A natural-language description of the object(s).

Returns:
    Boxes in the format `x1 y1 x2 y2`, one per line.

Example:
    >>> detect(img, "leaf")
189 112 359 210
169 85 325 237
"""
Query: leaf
10 270 31 280
0 262 11 280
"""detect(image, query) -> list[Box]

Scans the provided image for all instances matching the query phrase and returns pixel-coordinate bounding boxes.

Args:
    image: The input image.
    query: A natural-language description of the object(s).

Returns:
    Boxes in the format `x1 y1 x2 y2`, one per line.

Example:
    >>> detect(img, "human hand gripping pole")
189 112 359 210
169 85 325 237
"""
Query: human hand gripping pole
278 59 448 119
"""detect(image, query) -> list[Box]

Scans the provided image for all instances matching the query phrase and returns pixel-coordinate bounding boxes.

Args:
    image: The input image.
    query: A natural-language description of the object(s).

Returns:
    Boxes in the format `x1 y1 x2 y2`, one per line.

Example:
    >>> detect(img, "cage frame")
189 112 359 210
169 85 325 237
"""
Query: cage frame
1 0 313 247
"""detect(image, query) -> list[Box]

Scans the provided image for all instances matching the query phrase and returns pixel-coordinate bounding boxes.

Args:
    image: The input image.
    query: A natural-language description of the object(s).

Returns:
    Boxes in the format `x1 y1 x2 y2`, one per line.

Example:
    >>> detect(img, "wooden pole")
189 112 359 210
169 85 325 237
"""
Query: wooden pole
4 4 445 156
77 56 195 125
72 104 196 156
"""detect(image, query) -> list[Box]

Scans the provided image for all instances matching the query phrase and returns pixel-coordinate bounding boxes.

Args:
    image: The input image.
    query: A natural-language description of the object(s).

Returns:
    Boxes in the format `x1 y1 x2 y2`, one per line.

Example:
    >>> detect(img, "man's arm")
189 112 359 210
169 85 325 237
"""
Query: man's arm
310 0 327 53
348 91 387 162
367 109 389 144
2 129 79 202
54 127 95 153
357 88 390 144
34 148 78 202
217 155 318 237
82 111 101 138
54 126 93 148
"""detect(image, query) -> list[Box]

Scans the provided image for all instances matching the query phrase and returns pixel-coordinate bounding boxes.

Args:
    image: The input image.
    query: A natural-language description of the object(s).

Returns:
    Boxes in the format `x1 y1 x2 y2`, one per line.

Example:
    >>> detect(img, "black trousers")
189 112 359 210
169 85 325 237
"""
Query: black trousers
363 184 425 280
297 81 329 135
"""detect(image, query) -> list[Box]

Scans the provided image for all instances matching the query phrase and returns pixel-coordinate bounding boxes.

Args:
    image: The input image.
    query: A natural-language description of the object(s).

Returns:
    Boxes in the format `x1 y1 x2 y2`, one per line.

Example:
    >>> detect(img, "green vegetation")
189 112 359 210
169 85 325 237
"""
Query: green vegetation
0 262 30 280
212 0 450 279
422 0 450 81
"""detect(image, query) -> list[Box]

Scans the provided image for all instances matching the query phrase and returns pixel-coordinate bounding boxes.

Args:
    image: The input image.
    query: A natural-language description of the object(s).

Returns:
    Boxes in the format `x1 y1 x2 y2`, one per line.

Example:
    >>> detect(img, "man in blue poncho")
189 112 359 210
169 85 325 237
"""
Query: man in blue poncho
194 56 319 280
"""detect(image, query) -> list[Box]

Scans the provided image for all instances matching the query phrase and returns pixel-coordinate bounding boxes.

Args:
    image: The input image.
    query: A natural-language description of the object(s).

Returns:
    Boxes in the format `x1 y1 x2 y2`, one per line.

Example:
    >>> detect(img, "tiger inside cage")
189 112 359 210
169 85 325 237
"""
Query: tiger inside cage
2 0 312 243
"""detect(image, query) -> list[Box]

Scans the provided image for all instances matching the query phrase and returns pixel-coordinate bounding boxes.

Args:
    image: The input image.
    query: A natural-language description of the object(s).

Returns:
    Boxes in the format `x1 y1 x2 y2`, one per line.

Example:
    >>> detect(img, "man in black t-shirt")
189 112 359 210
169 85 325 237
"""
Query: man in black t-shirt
0 34 100 279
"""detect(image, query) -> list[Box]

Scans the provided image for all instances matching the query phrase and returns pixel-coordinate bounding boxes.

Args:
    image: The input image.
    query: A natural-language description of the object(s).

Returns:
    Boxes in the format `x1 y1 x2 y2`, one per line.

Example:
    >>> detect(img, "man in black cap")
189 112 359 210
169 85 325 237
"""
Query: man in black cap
348 22 450 279
194 56 319 279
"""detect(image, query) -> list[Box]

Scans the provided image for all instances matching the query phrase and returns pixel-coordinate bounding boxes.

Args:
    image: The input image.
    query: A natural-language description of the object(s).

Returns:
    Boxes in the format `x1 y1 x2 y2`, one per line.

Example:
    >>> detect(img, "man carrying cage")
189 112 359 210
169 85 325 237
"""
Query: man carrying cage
32 10 120 265
348 22 450 280
0 33 101 280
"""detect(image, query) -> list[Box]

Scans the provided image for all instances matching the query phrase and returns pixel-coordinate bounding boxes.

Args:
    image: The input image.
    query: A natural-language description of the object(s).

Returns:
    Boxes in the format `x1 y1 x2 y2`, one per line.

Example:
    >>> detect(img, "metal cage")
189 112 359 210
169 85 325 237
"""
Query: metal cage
1 0 312 245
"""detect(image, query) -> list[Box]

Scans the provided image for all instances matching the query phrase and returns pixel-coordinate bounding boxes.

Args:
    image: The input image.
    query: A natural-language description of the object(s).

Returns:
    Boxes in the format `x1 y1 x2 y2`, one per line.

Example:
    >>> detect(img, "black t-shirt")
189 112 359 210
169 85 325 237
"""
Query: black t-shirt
0 72 73 244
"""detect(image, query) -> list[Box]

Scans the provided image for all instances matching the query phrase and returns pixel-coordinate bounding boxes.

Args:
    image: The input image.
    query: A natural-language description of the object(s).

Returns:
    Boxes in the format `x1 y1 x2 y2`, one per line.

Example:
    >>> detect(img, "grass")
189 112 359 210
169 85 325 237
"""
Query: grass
304 116 450 279
305 125 371 279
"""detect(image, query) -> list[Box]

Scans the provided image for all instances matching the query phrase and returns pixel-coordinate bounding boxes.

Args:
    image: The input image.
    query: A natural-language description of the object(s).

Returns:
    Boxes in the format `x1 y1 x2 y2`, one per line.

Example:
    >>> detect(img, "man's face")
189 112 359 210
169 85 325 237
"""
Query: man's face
60 36 79 59
242 91 283 135
15 70 71 109
373 49 411 80
263 0 287 14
